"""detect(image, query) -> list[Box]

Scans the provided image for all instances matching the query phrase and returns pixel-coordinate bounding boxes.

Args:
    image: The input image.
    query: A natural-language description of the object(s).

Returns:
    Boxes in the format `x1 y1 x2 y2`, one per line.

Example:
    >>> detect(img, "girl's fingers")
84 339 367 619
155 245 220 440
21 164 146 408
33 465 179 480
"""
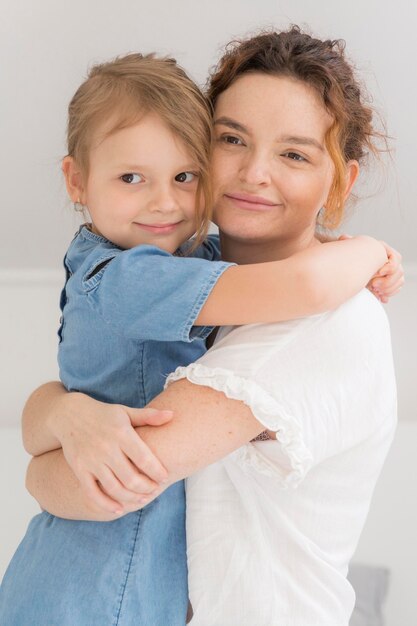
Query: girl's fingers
377 264 401 278
376 265 393 278
371 283 404 303
377 243 402 277
379 285 404 298
372 277 404 295
370 270 404 290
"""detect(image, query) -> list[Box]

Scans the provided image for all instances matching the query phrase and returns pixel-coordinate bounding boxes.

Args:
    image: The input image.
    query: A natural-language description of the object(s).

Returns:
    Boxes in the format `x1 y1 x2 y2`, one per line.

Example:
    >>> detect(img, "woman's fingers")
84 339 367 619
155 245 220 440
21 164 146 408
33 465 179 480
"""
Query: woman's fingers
127 407 174 428
69 439 166 502
81 472 156 517
82 473 125 515
106 451 161 494
123 435 169 484
59 403 171 507
94 464 157 507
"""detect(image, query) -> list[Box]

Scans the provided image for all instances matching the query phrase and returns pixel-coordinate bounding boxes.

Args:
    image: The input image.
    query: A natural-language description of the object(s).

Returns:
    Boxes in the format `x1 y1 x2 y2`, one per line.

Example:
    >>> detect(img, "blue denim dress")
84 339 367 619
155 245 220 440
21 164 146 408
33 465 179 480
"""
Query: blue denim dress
0 227 232 626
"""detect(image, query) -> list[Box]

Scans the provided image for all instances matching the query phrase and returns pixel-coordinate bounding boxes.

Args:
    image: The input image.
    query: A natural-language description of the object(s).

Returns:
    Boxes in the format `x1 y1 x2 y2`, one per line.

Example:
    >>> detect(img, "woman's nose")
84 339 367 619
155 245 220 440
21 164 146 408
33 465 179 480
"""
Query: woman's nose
239 151 272 186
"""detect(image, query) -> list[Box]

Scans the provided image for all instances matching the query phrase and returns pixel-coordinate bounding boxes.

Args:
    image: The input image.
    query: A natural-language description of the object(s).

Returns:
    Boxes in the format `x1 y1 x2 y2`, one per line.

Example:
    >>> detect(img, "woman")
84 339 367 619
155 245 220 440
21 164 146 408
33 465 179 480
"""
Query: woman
5 28 399 626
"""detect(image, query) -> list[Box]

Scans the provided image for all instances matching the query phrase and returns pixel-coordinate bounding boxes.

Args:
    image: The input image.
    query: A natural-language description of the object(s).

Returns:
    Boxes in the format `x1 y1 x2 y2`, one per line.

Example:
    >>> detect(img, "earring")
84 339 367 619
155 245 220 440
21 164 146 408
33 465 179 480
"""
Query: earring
74 199 85 213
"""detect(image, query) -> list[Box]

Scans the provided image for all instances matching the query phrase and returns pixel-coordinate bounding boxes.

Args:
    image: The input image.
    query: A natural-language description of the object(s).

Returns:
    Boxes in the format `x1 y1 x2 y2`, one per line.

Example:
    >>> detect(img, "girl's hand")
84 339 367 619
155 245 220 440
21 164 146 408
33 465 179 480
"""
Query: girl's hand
339 235 404 303
52 393 173 513
367 241 404 303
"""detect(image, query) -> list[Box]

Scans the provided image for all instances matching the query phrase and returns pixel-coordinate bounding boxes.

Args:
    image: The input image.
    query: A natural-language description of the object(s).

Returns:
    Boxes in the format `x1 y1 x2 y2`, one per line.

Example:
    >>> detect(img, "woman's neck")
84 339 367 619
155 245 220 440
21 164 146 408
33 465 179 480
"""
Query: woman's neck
219 231 320 264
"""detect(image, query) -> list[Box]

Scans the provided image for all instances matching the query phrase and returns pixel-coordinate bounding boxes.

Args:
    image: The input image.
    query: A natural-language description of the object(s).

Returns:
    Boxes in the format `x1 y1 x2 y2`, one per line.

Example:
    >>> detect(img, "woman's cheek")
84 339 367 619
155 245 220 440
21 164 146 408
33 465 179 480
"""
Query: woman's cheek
297 170 326 208
213 148 238 185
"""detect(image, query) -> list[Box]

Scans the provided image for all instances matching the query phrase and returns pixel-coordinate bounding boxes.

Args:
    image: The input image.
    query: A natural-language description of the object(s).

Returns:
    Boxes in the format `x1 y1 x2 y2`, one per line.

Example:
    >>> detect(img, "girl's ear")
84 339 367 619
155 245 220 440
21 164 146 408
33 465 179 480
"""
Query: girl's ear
343 160 360 200
62 157 86 203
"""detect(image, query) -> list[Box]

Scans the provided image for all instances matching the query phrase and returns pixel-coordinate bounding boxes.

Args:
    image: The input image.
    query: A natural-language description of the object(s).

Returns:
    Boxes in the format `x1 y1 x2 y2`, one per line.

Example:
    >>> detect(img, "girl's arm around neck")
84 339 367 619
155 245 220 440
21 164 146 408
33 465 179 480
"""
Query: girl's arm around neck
195 236 387 325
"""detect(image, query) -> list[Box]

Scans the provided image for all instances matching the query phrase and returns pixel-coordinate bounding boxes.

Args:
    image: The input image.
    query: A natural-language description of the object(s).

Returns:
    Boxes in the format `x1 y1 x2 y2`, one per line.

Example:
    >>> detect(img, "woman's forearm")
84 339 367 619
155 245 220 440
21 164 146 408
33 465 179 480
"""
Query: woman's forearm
26 379 265 519
140 380 262 481
26 450 115 521
22 382 69 455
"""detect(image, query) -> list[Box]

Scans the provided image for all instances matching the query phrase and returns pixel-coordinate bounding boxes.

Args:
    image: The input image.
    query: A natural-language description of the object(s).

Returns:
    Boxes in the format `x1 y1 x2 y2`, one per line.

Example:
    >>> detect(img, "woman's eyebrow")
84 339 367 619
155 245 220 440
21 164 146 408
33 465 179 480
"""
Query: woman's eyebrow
278 135 324 151
214 117 249 133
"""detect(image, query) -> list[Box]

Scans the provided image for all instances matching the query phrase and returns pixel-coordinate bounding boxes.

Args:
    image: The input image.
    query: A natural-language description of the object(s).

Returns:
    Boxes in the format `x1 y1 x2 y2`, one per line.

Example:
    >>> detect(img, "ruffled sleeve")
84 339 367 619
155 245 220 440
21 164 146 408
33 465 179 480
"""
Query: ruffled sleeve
166 363 313 488
166 293 395 488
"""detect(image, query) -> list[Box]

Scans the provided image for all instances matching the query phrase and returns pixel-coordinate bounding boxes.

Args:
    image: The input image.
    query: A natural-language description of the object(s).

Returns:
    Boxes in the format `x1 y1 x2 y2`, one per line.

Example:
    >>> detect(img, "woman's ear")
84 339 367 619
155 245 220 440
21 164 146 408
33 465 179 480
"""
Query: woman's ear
344 160 360 200
62 156 86 203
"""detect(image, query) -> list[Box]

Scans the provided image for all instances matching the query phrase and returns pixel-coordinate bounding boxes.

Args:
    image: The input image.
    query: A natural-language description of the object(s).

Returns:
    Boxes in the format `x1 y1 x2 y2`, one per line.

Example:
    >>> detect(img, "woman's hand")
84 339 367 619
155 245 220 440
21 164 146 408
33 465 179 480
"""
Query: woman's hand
339 235 404 303
50 392 173 513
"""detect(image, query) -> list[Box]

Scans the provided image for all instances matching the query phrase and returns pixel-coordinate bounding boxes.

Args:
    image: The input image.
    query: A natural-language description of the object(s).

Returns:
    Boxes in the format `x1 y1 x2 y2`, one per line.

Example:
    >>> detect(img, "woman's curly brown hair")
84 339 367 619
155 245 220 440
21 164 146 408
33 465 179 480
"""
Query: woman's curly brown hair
208 26 386 228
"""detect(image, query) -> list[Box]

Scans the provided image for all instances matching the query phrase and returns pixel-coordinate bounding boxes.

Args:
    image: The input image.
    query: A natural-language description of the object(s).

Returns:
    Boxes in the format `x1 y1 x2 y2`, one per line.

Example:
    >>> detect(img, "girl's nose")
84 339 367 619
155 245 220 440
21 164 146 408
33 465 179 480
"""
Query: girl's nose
149 187 179 214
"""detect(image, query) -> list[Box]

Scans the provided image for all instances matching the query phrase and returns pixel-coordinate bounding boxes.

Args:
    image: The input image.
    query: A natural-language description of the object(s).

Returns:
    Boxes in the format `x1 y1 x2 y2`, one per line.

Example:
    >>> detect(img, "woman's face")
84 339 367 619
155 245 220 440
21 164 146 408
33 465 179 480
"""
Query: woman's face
211 73 339 251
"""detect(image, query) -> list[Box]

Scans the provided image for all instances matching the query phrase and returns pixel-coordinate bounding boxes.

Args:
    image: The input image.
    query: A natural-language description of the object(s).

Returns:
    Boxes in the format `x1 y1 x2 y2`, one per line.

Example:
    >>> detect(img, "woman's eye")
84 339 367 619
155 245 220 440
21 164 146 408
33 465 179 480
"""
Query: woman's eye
175 171 197 183
222 135 243 145
120 173 143 184
283 152 306 162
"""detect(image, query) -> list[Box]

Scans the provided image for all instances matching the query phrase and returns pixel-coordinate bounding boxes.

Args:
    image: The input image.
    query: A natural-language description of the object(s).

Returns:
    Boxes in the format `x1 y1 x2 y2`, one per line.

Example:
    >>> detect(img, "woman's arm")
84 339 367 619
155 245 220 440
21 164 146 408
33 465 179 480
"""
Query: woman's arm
26 379 264 520
22 382 176 493
195 236 388 325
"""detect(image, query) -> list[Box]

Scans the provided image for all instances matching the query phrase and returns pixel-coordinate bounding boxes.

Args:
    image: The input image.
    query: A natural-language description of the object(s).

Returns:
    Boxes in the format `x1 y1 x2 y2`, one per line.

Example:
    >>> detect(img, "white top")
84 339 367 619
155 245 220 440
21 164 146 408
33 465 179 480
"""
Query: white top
167 290 397 626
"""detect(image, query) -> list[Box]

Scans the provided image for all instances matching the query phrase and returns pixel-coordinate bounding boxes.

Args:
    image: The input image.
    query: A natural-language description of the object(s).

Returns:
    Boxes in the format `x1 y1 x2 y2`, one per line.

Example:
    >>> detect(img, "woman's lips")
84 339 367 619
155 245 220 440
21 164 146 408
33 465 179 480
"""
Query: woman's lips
135 222 182 234
224 193 280 210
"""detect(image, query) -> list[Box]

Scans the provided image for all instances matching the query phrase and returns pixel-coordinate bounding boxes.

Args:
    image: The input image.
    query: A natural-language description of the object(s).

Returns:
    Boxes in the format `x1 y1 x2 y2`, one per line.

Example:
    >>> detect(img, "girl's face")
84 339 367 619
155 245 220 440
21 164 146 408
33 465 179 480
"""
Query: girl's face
64 113 199 252
211 73 356 254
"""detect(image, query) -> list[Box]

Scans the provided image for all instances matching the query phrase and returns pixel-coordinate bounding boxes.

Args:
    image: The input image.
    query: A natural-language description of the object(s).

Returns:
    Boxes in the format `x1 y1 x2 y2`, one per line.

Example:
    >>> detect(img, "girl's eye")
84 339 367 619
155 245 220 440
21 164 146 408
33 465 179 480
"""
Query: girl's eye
175 171 197 183
120 173 143 184
283 152 306 162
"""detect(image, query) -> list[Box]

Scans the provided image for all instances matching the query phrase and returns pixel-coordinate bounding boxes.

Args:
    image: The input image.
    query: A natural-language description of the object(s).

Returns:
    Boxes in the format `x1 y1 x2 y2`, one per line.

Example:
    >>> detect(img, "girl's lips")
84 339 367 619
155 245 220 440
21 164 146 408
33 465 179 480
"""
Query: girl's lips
224 193 280 210
135 222 182 234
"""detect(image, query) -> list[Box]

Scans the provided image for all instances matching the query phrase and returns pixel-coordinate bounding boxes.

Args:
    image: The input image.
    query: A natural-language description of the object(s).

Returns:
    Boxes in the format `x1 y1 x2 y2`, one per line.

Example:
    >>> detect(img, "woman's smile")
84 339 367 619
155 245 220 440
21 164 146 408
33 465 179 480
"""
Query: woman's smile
211 73 336 261
224 191 281 211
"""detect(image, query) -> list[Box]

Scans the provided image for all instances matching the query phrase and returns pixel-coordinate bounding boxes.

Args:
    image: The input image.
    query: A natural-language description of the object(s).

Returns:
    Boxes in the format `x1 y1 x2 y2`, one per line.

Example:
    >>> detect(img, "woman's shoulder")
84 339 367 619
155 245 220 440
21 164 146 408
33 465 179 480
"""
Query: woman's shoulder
325 288 390 341
207 289 392 374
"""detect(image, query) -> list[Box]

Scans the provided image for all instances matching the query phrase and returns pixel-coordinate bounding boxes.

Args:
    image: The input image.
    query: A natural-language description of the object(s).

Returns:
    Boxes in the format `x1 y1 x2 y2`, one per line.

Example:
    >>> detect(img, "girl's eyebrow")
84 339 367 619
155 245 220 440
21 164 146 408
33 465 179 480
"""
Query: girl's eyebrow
117 162 198 171
214 117 249 134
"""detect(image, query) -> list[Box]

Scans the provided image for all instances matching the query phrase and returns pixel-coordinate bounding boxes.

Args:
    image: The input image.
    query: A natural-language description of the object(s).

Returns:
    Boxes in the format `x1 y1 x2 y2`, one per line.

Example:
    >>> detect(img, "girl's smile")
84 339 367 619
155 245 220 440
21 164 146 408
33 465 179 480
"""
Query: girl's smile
134 221 185 234
64 113 200 252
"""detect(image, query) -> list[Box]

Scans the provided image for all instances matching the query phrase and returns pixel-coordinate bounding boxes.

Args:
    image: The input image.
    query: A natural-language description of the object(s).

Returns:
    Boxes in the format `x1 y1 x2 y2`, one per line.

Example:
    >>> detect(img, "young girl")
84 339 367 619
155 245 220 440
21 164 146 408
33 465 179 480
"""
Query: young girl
0 51 399 626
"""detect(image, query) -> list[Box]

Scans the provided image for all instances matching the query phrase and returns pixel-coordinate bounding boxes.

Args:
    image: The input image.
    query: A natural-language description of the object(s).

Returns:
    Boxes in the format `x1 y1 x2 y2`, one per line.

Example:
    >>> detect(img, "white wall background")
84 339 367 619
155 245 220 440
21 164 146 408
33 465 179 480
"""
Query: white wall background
1 1 416 624
1 0 416 268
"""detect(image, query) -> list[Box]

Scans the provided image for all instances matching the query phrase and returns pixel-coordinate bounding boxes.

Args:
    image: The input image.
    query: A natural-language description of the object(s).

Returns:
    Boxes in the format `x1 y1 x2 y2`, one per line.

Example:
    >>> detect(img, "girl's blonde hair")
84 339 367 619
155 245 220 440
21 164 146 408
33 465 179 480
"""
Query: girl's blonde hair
67 53 213 247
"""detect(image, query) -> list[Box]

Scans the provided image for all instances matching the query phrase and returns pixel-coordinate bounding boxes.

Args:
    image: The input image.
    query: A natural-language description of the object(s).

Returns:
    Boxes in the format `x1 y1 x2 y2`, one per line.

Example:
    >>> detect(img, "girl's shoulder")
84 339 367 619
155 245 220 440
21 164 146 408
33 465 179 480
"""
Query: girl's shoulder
63 225 122 277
